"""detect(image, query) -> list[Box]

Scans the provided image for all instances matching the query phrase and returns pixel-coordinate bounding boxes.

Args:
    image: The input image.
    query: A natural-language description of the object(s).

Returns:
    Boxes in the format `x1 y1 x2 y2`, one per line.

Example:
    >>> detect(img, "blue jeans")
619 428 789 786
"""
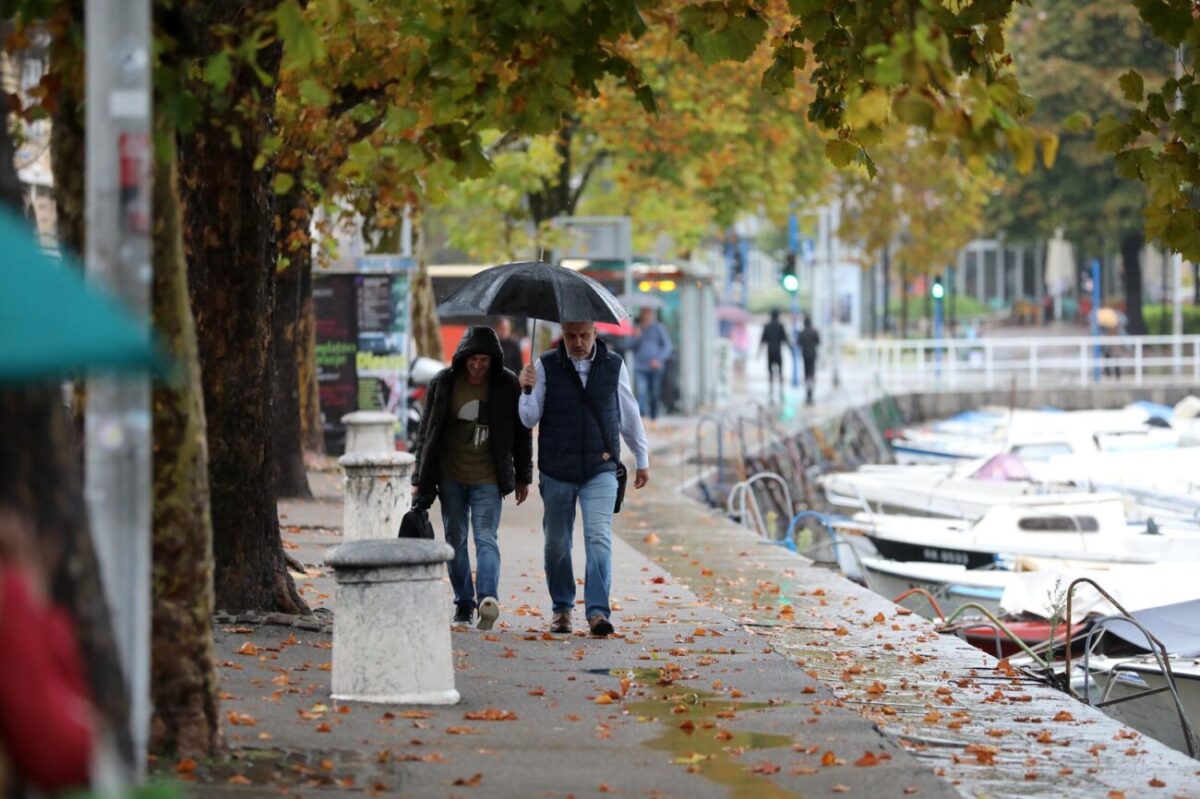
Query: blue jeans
437 480 502 609
540 471 618 619
635 367 665 420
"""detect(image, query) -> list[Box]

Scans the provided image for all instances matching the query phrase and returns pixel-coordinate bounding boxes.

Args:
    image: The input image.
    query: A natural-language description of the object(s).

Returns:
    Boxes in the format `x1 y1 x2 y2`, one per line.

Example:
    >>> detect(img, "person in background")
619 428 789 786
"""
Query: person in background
494 317 523 371
518 321 650 637
632 307 673 424
796 315 820 406
411 327 532 629
758 309 794 405
0 508 94 795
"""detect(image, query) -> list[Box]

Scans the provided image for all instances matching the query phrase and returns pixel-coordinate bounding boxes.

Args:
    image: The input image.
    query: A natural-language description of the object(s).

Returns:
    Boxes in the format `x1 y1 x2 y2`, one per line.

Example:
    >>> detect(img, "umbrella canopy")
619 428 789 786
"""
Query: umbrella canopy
715 303 752 324
0 209 165 382
437 261 626 324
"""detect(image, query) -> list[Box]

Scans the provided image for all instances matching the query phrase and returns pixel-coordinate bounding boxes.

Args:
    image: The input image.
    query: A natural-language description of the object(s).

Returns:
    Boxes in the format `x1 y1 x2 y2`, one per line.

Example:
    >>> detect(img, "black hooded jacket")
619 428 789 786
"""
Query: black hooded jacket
410 326 533 496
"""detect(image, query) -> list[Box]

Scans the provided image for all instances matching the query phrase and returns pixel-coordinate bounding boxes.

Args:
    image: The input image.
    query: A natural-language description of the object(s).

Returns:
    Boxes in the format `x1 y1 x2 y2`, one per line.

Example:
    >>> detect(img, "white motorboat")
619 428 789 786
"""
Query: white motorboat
854 496 1200 568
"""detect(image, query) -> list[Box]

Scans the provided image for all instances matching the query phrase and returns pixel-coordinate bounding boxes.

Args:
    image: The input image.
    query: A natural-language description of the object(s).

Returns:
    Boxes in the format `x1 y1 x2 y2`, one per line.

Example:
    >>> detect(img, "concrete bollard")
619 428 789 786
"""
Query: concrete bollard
341 410 398 454
338 452 415 542
326 539 459 704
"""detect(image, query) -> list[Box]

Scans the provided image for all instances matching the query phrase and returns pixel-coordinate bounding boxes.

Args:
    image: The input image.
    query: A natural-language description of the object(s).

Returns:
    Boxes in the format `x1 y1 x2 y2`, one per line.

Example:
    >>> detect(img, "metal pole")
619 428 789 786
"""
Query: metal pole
787 213 800 388
934 287 944 380
1091 259 1102 383
828 199 841 389
84 0 153 778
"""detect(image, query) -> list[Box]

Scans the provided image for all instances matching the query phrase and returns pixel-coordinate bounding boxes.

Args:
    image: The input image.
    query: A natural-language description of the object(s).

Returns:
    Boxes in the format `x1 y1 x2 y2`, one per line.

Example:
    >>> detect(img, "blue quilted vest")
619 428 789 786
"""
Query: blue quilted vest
538 339 622 484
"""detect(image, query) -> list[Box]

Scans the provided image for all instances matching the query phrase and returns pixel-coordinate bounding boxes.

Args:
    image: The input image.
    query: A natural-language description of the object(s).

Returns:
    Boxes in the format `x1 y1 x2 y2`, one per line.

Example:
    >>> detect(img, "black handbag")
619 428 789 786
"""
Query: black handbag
570 371 628 514
398 494 436 539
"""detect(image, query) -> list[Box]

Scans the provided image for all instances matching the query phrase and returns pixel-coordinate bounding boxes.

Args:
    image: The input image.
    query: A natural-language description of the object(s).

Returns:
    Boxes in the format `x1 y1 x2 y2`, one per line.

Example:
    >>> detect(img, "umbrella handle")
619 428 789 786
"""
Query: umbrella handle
523 318 537 395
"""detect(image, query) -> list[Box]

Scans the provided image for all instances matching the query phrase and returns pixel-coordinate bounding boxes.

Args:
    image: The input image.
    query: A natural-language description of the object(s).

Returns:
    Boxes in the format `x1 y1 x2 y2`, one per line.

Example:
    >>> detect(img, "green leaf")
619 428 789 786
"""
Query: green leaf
634 84 658 114
298 78 332 108
825 139 857 168
273 172 295 195
1062 111 1092 134
276 0 327 71
680 5 767 64
1118 70 1144 104
204 52 232 93
1094 115 1137 153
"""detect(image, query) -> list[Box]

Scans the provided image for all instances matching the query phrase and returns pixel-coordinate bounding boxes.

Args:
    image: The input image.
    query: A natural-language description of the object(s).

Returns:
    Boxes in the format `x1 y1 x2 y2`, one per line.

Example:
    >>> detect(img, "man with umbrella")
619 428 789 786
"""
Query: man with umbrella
518 322 650 636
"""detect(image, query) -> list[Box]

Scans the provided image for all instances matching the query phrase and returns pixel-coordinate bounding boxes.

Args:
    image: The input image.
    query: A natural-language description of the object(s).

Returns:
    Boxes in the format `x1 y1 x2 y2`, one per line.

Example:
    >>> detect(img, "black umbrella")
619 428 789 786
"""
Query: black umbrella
437 260 627 393
436 261 626 324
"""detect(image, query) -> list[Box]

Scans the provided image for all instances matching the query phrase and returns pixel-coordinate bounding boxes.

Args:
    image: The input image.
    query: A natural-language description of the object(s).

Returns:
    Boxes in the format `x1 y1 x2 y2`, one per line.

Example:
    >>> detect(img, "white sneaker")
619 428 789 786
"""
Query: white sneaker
477 597 499 631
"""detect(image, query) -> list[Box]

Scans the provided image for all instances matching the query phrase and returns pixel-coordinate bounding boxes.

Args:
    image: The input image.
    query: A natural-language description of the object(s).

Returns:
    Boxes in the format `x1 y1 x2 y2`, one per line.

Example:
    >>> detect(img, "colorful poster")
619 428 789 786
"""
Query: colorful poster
314 275 358 451
314 260 413 453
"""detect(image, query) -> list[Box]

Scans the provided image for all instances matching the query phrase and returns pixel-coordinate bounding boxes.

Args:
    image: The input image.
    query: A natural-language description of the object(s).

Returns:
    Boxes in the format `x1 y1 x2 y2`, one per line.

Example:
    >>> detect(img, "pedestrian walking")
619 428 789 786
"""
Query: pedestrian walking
758 309 794 405
796 315 820 405
518 321 650 637
494 317 523 370
632 307 673 424
411 326 532 630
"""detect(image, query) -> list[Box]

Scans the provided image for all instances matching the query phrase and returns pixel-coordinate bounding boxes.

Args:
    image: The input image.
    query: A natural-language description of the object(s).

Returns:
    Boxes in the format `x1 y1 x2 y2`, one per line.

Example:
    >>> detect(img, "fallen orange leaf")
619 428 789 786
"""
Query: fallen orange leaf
594 694 613 705
227 775 252 785
236 642 258 656
315 722 332 733
854 751 882 767
1053 710 1075 722
528 688 545 697
751 761 781 774
1149 778 1165 787
175 758 198 774
464 708 518 721
452 773 483 787
446 726 480 735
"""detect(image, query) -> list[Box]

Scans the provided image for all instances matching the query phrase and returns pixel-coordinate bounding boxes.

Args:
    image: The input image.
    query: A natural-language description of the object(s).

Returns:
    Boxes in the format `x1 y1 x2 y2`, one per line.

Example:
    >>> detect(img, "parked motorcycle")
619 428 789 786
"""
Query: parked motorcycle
406 356 445 450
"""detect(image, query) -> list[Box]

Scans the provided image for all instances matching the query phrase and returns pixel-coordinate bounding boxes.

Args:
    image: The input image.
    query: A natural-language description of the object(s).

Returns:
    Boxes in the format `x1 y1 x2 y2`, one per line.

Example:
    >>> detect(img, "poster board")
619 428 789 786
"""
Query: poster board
314 256 413 453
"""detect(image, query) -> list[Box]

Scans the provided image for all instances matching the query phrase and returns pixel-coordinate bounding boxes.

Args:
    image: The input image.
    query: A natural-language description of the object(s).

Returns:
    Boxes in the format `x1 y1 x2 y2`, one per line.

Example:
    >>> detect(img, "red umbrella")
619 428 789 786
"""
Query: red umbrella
596 318 637 337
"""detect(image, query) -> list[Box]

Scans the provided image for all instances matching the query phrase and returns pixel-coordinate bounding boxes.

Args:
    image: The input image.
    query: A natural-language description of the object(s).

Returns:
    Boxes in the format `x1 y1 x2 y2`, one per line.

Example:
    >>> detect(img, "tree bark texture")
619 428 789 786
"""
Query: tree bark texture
1120 231 1147 335
272 191 313 499
297 254 324 455
178 1 305 613
149 121 223 757
899 261 910 339
881 245 891 335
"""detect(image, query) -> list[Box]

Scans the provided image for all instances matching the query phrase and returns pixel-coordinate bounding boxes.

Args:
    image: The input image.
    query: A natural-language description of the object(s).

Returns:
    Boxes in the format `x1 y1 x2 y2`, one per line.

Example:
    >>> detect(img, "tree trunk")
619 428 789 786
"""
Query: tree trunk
410 218 443 359
148 116 223 757
272 191 313 499
527 118 577 227
1194 261 1199 306
1120 231 1147 335
298 253 324 454
179 1 305 613
49 0 85 257
900 261 909 339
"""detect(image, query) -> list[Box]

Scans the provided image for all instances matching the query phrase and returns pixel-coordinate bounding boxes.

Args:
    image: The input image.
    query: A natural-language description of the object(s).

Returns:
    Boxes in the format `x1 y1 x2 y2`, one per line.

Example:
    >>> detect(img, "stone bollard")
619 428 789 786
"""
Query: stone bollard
338 452 415 542
326 539 459 704
341 410 398 454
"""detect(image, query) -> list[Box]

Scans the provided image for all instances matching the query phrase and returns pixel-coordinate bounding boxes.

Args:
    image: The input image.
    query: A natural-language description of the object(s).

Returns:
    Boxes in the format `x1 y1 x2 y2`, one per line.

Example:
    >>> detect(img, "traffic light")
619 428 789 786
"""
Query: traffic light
931 275 945 300
781 252 799 293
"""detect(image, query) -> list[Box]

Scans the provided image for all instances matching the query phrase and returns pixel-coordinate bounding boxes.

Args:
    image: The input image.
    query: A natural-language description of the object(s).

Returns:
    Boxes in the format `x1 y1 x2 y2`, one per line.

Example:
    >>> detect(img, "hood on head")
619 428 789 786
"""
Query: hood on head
452 325 506 373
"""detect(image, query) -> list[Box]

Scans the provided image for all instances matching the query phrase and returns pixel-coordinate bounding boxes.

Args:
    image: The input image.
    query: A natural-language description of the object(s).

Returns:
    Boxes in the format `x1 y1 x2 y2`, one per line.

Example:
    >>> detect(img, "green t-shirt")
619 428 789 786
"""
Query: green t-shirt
442 377 497 485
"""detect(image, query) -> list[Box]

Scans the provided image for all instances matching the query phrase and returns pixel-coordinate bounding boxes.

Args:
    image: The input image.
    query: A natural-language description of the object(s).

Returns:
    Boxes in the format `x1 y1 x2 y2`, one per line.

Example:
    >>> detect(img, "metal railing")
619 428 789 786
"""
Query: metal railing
844 334 1200 392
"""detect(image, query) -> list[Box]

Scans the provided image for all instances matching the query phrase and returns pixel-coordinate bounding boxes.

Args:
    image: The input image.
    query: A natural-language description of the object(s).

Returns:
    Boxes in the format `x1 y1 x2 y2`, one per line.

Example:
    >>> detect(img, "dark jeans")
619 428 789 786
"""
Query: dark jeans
635 367 665 420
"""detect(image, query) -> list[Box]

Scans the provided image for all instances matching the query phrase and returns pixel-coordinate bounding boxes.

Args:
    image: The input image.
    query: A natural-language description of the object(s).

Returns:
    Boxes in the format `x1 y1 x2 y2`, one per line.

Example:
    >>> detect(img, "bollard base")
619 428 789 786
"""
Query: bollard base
333 688 461 705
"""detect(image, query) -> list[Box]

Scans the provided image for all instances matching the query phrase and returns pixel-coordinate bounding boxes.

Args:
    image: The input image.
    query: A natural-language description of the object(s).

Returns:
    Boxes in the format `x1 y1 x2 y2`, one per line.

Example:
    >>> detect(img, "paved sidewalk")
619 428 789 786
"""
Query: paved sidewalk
182 408 1200 799
188 461 955 798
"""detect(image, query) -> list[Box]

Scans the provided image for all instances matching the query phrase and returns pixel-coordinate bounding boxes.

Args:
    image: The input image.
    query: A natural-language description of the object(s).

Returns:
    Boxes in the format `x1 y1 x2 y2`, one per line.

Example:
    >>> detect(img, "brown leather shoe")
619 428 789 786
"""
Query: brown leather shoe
588 614 614 637
550 611 571 634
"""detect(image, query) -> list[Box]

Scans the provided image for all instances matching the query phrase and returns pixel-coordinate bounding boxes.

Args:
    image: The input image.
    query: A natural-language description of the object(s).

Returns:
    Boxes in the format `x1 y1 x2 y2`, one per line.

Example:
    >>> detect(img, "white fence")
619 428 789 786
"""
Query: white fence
846 335 1200 392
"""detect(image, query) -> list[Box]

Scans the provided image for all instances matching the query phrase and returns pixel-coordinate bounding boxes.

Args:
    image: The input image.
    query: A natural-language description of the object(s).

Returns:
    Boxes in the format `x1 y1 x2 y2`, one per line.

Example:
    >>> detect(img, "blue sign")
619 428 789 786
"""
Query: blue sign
356 255 416 273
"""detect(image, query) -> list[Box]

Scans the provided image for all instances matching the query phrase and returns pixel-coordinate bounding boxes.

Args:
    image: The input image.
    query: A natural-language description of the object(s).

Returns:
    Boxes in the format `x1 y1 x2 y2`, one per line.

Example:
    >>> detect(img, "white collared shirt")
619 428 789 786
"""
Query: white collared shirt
518 346 650 470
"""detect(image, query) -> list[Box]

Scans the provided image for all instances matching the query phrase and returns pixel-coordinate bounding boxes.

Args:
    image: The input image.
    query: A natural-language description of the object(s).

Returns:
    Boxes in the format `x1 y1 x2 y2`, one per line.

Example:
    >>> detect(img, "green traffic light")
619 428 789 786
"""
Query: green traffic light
931 281 945 300
782 274 799 293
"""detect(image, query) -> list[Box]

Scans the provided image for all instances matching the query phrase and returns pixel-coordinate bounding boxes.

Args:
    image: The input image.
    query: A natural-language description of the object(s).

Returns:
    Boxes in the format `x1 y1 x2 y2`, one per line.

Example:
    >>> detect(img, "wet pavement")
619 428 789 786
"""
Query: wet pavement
177 394 1200 798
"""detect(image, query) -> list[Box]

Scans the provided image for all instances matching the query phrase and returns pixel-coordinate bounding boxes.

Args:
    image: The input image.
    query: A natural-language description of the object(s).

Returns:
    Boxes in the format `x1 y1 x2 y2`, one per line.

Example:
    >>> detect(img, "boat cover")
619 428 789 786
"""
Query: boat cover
1102 598 1200 657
